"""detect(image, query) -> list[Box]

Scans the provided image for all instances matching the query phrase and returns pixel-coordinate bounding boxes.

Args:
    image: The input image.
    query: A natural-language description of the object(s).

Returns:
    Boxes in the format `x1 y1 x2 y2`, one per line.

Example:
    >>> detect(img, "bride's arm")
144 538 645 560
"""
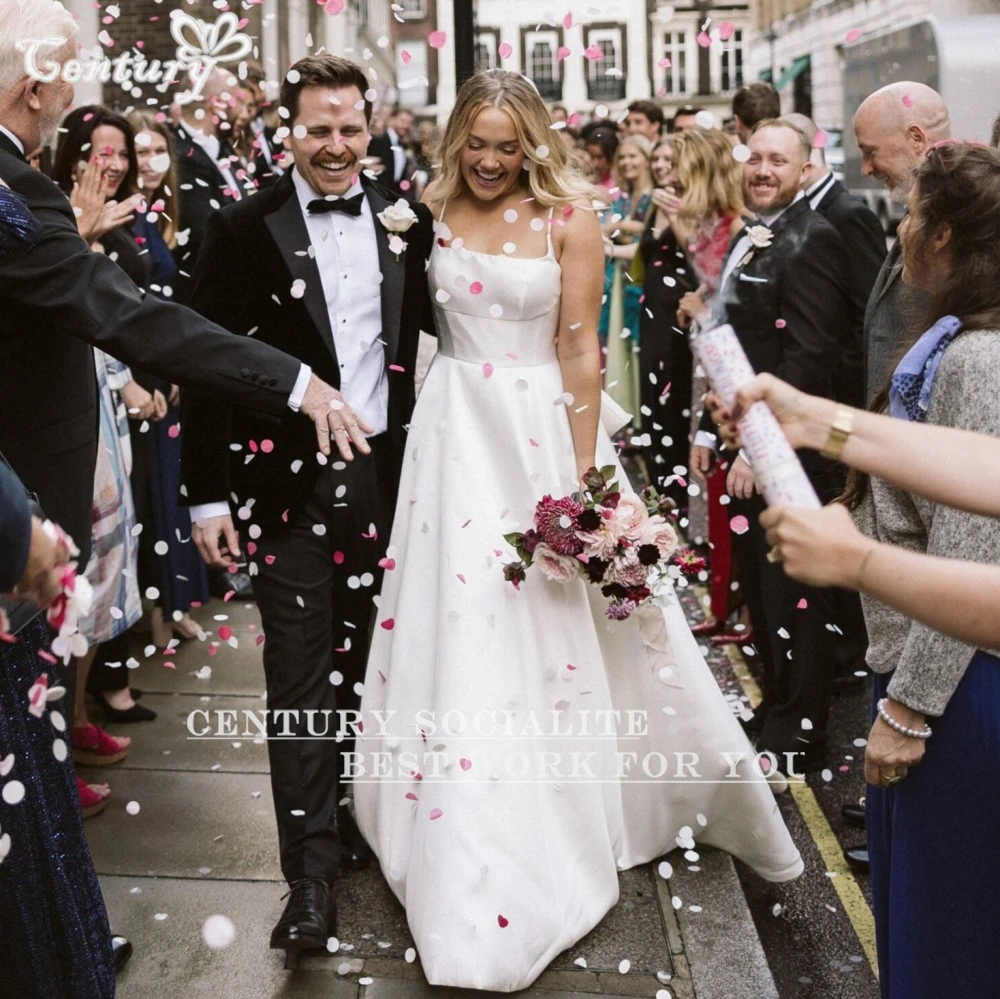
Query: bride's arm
555 205 605 482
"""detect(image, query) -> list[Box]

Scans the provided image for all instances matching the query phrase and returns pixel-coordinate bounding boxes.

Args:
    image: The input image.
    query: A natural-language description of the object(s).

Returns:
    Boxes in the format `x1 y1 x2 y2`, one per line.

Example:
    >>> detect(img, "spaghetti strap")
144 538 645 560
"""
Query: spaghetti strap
546 206 555 258
437 199 448 223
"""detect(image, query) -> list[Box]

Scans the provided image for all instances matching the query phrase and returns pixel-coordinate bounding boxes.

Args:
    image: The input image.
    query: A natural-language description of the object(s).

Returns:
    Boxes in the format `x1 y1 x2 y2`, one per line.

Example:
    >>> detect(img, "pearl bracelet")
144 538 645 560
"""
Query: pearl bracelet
876 698 932 740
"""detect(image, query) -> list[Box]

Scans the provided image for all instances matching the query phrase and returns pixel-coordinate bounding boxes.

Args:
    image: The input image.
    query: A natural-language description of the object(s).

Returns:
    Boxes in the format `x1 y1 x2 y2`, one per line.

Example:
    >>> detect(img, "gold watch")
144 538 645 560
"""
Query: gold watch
820 405 854 461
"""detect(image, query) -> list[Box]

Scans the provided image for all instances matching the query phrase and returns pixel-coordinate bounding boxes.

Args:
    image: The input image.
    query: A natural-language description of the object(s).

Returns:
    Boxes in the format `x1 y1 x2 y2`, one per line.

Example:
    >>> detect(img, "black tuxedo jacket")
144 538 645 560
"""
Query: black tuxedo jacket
179 172 436 530
171 123 242 301
812 179 887 407
704 197 851 471
367 131 416 201
0 131 300 563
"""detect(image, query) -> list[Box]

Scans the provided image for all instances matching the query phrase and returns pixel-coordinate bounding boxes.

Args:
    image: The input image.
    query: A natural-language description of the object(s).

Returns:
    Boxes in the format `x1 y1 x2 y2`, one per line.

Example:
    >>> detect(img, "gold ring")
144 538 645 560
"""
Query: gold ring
883 774 904 786
766 546 781 563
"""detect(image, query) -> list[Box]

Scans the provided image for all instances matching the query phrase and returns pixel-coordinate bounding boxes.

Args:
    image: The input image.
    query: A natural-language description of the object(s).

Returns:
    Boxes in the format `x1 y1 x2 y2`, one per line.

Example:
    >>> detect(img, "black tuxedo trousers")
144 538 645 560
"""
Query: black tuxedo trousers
251 435 392 885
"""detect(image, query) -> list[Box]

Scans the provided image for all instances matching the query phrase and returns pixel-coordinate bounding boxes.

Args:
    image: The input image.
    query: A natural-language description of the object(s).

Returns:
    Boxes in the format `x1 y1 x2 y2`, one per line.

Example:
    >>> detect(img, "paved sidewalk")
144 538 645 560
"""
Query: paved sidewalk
83 599 777 999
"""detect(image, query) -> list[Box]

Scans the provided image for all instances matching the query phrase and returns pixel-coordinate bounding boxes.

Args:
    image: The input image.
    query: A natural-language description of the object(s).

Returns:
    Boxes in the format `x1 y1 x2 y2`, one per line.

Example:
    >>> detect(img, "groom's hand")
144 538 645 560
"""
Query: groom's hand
192 515 242 568
299 374 374 460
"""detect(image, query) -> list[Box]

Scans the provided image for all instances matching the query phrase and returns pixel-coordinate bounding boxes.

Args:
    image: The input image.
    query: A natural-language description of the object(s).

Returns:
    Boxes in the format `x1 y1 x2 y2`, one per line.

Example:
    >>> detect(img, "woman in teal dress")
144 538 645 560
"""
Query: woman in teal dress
599 134 652 426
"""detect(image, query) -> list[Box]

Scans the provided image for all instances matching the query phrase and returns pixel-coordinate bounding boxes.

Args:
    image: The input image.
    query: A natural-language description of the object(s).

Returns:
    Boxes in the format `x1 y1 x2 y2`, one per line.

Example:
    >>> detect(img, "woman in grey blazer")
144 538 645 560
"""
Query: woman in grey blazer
844 143 1000 999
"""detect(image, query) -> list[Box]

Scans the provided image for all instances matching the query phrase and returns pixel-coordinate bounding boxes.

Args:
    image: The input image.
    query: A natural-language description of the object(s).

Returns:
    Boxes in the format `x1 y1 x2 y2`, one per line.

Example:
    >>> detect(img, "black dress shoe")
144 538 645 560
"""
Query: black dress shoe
93 692 157 723
844 845 869 874
337 803 372 871
209 569 255 601
270 878 336 951
111 934 133 973
842 803 866 829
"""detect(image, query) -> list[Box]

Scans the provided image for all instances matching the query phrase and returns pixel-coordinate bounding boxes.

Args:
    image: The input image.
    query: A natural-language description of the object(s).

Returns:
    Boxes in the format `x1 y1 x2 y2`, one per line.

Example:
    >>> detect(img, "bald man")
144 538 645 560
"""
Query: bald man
854 82 951 401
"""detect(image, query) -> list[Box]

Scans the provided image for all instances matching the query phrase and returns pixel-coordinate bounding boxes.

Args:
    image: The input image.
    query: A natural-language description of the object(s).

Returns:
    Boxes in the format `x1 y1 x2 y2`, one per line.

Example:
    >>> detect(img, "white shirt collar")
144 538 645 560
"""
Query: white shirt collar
178 119 220 161
806 171 836 209
0 124 25 155
292 166 365 213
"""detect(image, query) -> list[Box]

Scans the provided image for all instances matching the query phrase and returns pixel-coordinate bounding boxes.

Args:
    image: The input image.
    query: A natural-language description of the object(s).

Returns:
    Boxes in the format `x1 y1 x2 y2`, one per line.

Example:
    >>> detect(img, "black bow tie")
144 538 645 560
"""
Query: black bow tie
307 193 364 217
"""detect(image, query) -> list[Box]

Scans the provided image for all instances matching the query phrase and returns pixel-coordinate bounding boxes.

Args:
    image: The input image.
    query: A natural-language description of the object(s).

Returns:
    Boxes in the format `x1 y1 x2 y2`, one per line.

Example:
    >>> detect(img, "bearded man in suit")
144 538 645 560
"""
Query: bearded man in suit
181 54 436 955
685 119 852 771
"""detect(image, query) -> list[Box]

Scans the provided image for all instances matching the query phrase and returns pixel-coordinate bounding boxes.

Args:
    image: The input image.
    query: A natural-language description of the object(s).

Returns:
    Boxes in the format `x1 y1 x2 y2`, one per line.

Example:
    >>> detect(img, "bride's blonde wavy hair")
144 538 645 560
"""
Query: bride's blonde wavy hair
434 70 596 209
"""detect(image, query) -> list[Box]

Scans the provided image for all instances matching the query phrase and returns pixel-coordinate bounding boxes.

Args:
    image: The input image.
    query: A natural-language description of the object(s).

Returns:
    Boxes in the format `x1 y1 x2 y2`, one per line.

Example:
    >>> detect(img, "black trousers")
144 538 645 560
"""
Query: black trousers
249 435 392 886
730 489 841 760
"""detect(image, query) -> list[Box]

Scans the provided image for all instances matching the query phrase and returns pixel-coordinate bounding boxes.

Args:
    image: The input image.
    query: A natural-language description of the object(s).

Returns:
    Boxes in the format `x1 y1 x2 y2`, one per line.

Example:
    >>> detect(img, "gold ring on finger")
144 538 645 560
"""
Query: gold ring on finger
883 774 904 786
766 546 781 564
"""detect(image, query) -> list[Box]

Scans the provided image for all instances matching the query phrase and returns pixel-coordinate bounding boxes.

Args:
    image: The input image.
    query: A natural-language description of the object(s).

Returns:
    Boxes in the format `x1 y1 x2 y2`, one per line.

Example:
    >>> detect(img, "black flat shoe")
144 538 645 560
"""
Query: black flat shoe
841 803 866 829
111 934 133 973
270 878 336 952
844 845 869 875
93 692 157 723
337 802 372 872
210 569 255 600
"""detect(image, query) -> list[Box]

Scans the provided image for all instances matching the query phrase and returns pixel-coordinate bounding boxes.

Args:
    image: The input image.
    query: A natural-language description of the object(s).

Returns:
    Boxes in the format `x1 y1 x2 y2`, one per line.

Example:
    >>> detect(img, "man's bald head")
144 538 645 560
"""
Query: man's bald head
854 82 951 198
180 66 241 135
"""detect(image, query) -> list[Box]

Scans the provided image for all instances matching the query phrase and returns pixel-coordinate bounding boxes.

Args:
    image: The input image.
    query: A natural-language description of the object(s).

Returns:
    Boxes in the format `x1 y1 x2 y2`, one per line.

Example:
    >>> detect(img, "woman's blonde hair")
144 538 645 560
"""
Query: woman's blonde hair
672 127 744 225
127 111 179 249
434 70 595 208
611 133 653 195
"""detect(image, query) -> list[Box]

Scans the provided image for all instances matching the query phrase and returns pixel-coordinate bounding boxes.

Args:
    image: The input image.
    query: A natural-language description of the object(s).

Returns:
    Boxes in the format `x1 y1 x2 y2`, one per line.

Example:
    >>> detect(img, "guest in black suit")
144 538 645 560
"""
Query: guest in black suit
785 113 887 409
684 119 852 770
171 66 249 300
180 55 436 956
367 106 416 199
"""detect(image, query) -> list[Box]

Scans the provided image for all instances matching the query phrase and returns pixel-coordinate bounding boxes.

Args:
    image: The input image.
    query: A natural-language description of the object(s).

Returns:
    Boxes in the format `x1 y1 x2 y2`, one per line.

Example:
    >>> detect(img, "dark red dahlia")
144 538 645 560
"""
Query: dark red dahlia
533 495 585 555
577 507 602 531
637 544 661 566
673 548 707 576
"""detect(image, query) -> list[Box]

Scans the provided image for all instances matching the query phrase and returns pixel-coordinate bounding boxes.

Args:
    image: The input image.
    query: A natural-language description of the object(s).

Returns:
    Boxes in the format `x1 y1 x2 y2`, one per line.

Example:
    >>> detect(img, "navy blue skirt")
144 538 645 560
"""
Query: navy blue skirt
868 651 1000 999
0 616 114 998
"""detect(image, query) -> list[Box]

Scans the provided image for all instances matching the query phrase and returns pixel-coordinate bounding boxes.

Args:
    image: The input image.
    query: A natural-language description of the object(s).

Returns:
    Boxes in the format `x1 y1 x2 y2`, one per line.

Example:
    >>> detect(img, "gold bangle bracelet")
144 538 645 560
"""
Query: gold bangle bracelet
820 405 854 461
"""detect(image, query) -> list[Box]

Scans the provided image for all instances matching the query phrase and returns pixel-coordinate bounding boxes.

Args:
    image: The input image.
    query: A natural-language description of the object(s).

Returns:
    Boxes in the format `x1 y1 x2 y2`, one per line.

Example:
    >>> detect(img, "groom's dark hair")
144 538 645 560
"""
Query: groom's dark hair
280 55 373 124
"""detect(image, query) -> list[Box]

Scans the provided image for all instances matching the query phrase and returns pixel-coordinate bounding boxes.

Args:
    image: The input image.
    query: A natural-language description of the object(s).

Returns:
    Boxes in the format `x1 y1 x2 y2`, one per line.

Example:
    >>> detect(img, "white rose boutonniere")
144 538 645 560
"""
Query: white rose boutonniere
746 224 774 249
378 198 418 260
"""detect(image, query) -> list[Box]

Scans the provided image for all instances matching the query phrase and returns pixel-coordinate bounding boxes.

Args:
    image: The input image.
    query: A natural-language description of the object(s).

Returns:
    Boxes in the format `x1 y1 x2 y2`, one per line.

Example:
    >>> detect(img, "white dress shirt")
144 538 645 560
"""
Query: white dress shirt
0 124 25 154
176 120 244 201
695 191 806 454
806 171 837 210
386 126 406 184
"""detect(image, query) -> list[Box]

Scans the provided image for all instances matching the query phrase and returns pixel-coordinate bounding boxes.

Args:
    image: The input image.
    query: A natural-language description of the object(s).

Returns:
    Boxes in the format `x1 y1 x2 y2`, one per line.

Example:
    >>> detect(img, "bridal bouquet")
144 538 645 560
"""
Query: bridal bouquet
502 467 686 620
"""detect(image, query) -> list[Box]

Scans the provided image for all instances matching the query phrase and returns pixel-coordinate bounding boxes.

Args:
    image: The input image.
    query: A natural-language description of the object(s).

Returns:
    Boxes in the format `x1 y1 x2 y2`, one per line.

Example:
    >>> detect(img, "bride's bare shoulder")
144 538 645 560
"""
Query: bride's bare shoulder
555 200 602 251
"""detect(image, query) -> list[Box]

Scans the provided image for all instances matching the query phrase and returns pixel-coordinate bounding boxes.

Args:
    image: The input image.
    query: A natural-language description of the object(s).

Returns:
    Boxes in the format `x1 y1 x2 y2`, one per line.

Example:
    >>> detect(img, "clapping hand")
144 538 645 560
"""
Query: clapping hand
71 156 141 244
299 374 374 460
10 517 72 609
651 185 681 219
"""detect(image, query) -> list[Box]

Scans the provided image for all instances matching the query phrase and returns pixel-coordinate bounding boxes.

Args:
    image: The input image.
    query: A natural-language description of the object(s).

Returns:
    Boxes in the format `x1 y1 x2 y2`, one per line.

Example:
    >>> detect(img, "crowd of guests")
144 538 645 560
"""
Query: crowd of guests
1 1 999 990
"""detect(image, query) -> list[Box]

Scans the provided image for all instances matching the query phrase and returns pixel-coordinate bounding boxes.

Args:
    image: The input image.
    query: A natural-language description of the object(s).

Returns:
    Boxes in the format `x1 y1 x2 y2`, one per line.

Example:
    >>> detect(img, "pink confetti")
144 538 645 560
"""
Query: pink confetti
389 364 406 372
697 31 712 48
797 598 808 609
497 914 509 928
459 758 472 771
482 362 494 378
333 551 345 564
845 28 861 42
719 21 735 40
562 11 572 28
401 49 411 64
584 44 603 61
218 625 233 640
223 590 234 603
729 515 750 535
256 634 265 646
657 57 672 69
405 792 418 800
429 808 443 820
381 618 395 630
323 0 345 14
461 519 472 528
378 557 396 570
529 438 539 447
567 112 581 126
264 555 277 565
167 423 180 438
498 42 512 60
456 573 466 584
813 129 829 149
775 318 786 329
248 439 258 453
428 30 447 48
246 541 257 555
901 93 913 108
209 644 219 656
556 46 571 62
470 281 483 295
261 439 274 453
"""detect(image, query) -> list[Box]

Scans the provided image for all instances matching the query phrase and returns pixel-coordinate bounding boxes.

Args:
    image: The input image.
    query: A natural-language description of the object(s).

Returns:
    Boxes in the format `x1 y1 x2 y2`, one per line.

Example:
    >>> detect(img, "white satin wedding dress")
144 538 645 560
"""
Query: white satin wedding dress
354 211 802 992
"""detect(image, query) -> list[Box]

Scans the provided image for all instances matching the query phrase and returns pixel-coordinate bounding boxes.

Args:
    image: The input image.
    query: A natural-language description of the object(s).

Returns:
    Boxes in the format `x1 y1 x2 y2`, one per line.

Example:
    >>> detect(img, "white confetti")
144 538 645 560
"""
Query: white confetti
658 860 673 879
125 800 141 816
2 781 25 805
290 279 306 299
404 947 416 963
618 959 630 974
202 914 236 949
503 209 518 223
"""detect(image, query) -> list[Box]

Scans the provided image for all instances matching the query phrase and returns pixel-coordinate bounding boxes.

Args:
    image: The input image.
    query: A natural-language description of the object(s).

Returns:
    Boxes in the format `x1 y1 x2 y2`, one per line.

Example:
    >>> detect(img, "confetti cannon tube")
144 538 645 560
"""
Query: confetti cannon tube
691 323 821 509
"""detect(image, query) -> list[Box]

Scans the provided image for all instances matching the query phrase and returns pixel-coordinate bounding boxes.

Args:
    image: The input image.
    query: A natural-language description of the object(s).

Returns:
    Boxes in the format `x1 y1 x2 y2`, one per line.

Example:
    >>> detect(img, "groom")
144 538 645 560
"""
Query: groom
181 54 436 952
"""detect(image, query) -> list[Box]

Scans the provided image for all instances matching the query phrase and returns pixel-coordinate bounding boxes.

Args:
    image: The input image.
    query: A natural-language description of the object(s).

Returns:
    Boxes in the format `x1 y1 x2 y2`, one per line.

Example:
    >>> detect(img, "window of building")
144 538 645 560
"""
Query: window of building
721 29 744 92
396 0 427 18
662 31 687 97
584 25 626 102
523 28 562 100
475 29 500 72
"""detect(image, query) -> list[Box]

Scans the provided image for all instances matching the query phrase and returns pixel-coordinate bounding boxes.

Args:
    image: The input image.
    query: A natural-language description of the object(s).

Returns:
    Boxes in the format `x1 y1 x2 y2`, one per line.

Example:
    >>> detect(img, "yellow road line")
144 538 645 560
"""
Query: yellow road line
695 590 880 977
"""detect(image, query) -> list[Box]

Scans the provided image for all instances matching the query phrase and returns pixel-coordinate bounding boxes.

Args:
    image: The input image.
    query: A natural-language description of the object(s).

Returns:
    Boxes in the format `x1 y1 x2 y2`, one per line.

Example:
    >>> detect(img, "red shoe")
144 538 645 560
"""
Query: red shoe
691 618 721 637
77 777 110 818
710 629 755 646
71 724 131 766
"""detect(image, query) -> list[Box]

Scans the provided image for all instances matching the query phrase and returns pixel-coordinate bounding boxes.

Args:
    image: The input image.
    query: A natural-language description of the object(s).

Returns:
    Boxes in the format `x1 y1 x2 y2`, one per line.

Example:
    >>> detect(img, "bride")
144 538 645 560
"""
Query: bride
353 71 802 992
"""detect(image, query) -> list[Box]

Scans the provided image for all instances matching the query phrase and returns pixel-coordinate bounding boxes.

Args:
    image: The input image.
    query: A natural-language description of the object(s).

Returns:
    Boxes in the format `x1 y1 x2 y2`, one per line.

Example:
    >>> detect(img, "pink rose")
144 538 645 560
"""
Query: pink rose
534 543 580 583
611 552 650 588
612 495 648 540
640 515 678 559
